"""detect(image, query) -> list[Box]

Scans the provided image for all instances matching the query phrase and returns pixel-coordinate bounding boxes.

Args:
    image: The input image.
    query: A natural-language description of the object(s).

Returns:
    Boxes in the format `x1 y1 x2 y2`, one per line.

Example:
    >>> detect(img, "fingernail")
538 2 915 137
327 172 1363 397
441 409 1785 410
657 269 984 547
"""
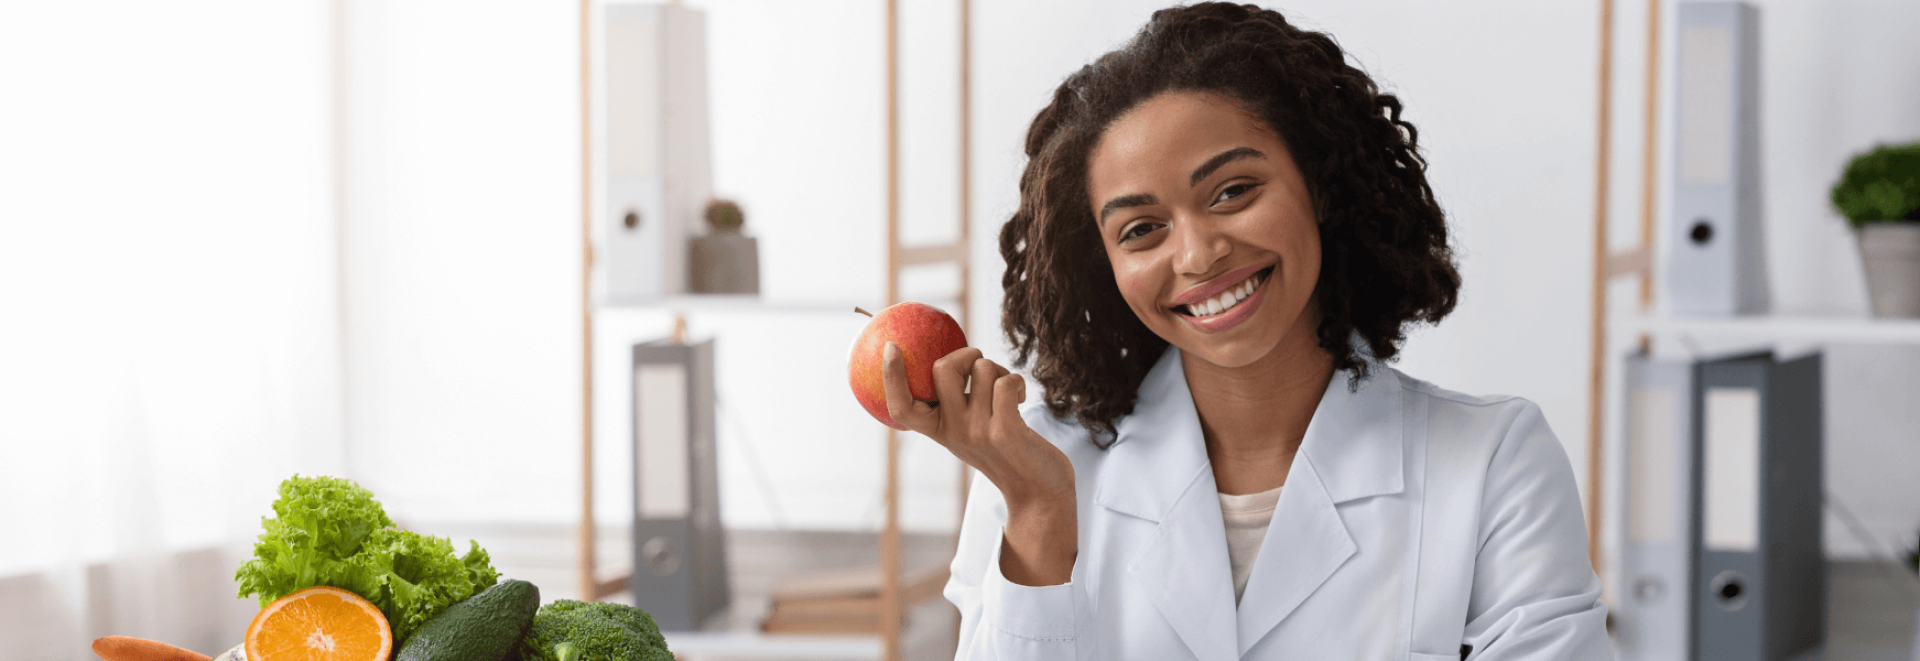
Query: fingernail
885 342 899 362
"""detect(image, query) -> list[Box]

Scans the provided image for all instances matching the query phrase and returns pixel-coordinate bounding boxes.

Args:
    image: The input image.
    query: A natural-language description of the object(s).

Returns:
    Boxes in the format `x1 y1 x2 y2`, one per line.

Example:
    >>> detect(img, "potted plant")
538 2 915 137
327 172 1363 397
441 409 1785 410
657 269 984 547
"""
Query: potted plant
1833 142 1920 318
688 198 760 294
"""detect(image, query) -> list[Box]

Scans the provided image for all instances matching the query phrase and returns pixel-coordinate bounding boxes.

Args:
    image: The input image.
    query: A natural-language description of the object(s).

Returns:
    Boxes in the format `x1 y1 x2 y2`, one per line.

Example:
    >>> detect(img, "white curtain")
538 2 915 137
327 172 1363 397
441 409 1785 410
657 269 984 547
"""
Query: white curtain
0 2 341 658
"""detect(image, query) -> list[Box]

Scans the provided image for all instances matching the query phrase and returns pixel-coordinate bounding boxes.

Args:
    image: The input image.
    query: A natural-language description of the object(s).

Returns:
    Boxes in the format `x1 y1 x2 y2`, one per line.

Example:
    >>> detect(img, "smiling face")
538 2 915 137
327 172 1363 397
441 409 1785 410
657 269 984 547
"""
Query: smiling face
1088 90 1323 371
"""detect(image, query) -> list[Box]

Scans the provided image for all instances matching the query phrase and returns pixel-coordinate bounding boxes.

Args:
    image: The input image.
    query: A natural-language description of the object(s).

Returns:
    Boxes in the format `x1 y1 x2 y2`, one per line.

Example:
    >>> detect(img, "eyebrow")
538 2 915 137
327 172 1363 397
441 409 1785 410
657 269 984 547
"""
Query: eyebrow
1098 193 1158 227
1189 147 1265 186
1097 147 1267 228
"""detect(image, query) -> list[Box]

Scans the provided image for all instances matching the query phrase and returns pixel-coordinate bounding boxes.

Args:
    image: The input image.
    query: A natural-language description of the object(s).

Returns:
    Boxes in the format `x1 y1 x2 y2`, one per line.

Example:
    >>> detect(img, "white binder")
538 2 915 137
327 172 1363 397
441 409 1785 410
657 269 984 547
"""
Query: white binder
1663 2 1768 316
604 3 713 301
1617 355 1696 661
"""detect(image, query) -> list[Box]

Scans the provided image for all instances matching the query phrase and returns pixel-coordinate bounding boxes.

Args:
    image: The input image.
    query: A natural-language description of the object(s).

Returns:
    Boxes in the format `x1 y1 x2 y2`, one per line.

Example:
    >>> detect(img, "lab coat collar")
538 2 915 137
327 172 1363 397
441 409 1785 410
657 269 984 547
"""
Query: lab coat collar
1236 351 1404 655
1294 354 1406 504
1093 346 1405 519
1092 345 1210 523
1096 346 1405 660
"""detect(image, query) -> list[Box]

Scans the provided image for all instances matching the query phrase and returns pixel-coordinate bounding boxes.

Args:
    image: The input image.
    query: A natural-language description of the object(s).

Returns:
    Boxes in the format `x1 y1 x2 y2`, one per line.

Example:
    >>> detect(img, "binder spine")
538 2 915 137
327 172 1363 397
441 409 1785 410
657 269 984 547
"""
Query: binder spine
1692 357 1766 661
1665 2 1767 316
1618 356 1696 661
631 340 731 631
1762 354 1823 659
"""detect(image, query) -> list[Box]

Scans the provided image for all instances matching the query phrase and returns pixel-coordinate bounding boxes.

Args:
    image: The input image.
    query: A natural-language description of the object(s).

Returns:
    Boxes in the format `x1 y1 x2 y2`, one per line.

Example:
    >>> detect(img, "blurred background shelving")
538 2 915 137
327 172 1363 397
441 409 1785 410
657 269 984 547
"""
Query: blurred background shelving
4 0 1918 660
1627 313 1920 346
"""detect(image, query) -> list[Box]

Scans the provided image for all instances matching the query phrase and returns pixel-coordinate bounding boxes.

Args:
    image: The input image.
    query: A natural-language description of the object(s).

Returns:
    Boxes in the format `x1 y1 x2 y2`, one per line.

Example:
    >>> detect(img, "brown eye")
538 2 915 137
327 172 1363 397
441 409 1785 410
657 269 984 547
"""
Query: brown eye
1121 222 1159 243
1214 183 1258 205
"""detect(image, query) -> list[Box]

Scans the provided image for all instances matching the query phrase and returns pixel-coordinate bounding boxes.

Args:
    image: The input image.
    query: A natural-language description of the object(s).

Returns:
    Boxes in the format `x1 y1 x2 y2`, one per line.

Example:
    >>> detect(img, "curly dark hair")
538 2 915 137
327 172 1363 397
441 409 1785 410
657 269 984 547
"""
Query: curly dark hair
998 2 1461 448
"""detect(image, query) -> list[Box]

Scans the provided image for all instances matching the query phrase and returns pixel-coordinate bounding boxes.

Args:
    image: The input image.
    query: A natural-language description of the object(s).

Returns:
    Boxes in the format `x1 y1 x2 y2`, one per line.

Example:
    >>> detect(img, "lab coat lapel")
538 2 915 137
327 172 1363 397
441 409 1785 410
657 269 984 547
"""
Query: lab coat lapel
1095 348 1239 661
1134 470 1239 661
1234 365 1405 656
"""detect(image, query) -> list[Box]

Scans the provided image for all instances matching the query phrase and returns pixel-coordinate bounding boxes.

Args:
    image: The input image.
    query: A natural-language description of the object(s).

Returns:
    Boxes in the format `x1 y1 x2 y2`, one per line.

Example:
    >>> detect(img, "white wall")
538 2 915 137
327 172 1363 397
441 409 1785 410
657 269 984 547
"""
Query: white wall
338 0 582 524
0 1 343 654
0 0 342 568
333 0 1920 561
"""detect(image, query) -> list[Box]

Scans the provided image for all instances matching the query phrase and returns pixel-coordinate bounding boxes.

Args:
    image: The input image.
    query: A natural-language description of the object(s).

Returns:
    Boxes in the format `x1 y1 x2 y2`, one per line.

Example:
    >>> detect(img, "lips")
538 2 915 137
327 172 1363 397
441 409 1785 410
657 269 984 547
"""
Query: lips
1172 266 1274 318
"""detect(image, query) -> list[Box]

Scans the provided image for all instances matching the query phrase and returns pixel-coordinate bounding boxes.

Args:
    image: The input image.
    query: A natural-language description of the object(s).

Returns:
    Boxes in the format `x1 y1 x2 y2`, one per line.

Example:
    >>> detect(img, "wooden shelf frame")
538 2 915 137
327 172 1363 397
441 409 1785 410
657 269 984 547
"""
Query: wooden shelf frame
880 1 974 659
1587 0 1664 583
573 2 974 660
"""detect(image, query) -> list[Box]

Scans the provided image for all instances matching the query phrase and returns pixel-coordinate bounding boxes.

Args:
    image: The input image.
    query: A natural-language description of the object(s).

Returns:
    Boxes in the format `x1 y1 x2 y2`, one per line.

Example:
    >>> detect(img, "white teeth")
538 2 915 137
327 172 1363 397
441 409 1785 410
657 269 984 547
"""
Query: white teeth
1181 269 1269 317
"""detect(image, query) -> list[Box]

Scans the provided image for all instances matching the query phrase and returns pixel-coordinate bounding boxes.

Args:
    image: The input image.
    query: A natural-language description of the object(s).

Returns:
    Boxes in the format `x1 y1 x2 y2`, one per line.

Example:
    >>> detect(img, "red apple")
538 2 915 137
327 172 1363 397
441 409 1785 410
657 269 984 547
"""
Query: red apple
848 303 969 430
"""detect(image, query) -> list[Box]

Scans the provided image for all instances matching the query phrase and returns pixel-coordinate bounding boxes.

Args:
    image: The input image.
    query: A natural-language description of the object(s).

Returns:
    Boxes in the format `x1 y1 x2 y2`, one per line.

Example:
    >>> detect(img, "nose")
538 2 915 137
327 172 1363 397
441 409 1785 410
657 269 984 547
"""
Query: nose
1170 214 1230 277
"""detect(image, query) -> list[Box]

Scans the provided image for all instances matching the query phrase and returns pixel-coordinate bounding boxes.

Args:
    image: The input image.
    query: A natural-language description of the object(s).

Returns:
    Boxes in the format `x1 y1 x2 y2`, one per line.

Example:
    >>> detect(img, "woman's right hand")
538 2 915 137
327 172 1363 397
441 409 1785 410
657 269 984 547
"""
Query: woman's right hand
882 343 1078 586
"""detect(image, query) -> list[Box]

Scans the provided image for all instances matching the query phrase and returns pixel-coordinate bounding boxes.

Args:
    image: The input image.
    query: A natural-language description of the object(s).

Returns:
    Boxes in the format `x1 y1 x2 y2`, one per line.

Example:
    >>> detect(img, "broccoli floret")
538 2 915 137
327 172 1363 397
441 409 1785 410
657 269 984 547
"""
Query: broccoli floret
521 600 672 661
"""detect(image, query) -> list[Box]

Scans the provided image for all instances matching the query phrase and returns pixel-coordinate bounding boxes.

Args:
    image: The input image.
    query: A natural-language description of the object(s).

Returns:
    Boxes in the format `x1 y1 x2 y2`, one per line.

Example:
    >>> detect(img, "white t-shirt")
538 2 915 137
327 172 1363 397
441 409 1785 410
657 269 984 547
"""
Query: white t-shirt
1218 485 1282 605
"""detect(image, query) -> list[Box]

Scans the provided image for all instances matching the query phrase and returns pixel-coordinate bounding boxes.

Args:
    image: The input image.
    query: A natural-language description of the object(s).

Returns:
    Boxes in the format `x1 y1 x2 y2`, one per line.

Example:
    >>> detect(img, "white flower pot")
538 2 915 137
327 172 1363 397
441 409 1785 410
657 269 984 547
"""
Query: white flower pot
1858 222 1920 318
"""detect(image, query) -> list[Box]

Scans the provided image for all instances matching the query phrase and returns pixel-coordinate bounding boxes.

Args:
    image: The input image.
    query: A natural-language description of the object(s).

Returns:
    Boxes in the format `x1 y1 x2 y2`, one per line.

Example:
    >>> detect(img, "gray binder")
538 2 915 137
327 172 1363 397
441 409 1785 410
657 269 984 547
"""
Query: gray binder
1616 351 1824 661
1692 352 1823 661
630 339 730 631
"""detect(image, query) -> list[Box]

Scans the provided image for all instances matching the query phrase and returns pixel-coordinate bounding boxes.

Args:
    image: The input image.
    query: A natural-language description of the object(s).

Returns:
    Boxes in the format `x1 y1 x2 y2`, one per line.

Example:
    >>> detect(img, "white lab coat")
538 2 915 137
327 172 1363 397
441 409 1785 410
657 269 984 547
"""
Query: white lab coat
944 347 1613 660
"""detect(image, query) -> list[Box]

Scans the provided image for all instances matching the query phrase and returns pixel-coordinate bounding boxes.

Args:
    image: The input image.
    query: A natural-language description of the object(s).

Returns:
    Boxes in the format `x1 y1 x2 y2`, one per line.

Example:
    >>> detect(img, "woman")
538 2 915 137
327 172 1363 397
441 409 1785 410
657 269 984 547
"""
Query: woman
880 3 1612 659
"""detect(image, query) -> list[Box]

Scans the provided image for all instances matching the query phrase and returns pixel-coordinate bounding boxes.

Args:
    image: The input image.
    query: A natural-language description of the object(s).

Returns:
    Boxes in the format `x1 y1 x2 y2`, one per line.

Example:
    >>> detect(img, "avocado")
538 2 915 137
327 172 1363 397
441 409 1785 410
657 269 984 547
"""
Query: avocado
395 579 541 661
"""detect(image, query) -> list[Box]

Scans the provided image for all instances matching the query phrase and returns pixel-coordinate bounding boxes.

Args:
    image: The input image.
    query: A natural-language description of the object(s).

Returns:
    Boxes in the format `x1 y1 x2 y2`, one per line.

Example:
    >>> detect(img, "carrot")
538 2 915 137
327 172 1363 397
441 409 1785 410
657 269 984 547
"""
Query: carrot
91 636 212 661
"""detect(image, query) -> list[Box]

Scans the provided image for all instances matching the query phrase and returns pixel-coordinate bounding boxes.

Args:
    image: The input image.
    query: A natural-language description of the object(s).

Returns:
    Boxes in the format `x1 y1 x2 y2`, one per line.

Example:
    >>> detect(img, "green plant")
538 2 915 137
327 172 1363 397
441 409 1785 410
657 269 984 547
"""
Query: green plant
1832 142 1920 226
704 199 744 232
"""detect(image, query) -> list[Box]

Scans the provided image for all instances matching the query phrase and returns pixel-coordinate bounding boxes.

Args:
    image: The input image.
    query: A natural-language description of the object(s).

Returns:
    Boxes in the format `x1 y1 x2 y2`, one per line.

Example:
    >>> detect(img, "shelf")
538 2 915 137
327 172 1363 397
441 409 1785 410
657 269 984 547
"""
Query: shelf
1623 313 1920 345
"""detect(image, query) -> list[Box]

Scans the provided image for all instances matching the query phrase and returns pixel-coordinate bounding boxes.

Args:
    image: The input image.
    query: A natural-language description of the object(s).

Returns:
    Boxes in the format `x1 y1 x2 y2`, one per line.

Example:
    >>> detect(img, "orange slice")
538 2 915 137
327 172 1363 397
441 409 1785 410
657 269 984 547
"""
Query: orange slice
244 586 392 661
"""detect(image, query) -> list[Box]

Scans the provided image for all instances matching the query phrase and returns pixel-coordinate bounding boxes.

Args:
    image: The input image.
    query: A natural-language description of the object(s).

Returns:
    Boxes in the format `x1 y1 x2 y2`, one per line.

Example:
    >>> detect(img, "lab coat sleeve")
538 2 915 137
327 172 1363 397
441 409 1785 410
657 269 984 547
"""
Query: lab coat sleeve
1462 401 1614 661
945 469 1096 661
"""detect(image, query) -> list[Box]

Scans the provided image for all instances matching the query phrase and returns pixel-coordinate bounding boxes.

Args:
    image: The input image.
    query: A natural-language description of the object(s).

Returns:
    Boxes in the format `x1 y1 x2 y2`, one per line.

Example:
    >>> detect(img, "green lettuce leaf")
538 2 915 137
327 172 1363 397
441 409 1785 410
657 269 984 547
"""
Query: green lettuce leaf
233 475 500 645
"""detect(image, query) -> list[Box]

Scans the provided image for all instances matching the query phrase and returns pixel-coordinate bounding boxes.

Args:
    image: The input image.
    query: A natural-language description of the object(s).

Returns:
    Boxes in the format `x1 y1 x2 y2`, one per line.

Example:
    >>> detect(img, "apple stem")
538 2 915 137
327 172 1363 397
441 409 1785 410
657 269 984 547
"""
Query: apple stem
854 307 873 318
